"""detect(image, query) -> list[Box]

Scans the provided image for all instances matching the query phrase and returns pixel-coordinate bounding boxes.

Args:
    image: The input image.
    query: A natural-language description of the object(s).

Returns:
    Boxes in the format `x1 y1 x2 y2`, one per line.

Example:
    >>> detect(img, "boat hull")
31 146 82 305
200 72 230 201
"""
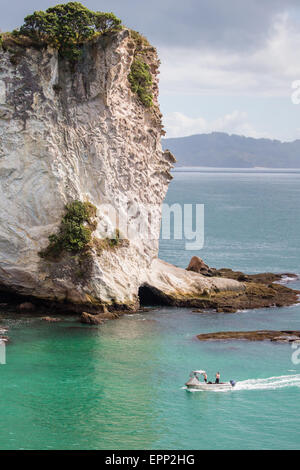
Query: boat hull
185 382 233 391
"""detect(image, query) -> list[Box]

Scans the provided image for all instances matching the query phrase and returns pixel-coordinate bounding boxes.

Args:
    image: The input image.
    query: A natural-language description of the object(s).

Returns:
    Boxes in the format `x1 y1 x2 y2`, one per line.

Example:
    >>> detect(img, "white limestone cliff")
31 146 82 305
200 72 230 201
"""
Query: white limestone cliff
0 30 242 312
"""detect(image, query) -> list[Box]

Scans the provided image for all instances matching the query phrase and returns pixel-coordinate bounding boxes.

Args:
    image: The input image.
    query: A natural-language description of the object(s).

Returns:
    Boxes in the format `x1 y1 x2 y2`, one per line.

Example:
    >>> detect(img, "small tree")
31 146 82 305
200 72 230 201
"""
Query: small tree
94 12 122 33
46 2 95 45
19 2 122 60
19 10 54 42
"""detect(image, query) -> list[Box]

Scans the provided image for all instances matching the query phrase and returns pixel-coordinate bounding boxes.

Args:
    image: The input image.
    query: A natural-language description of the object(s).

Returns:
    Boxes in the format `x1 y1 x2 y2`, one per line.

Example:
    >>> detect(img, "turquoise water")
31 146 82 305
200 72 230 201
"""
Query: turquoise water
1 168 300 450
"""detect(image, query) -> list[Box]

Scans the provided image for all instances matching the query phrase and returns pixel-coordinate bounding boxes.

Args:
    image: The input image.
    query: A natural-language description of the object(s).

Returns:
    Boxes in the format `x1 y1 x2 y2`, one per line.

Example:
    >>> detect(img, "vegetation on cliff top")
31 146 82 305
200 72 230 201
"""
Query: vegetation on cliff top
4 2 122 60
1 3 156 108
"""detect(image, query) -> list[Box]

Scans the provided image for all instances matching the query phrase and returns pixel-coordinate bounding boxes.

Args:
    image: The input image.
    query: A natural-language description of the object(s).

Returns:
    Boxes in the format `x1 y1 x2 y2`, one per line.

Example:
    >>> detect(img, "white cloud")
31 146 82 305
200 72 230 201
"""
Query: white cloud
163 110 271 139
158 12 300 97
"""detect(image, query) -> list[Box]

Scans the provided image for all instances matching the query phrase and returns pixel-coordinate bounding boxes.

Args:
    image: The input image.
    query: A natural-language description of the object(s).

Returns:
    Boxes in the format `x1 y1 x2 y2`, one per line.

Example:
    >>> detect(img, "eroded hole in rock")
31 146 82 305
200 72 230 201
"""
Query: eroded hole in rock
138 284 167 306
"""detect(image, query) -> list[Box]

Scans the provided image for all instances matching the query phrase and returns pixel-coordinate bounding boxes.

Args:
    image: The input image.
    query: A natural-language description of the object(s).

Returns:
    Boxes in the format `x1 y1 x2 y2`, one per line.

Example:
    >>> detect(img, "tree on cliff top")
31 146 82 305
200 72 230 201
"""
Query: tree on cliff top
19 2 122 59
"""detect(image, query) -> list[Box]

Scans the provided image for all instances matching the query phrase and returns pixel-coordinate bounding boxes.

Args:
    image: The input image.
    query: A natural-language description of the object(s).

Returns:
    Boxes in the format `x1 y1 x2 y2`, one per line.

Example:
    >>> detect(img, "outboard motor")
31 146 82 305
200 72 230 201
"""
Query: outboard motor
230 380 236 387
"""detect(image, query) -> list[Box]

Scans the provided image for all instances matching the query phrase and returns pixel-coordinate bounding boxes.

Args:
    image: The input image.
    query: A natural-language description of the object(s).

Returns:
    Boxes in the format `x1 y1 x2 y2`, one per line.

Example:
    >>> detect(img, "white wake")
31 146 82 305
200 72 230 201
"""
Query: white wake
234 374 300 391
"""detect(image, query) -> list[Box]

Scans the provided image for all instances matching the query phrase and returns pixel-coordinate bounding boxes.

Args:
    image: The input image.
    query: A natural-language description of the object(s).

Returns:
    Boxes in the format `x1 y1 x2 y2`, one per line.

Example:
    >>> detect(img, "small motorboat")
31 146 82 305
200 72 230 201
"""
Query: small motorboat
185 370 236 391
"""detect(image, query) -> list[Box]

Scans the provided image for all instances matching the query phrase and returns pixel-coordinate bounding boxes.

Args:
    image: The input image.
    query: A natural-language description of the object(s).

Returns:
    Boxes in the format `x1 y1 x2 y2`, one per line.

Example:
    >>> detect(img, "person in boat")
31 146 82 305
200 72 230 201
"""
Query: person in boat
203 373 208 383
215 372 220 384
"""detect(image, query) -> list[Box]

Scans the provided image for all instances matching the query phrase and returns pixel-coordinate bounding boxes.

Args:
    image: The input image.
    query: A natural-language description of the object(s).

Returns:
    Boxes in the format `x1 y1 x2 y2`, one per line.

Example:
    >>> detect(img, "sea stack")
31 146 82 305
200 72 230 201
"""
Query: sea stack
0 26 297 314
0 29 174 311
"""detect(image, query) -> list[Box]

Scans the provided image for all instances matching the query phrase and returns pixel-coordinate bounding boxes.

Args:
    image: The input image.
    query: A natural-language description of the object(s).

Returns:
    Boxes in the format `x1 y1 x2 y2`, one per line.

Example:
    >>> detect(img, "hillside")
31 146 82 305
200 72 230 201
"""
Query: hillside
162 132 300 168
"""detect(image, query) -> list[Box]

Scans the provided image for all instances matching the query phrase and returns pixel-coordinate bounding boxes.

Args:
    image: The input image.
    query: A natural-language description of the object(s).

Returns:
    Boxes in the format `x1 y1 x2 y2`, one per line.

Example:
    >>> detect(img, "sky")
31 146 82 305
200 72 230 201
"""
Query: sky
1 0 300 141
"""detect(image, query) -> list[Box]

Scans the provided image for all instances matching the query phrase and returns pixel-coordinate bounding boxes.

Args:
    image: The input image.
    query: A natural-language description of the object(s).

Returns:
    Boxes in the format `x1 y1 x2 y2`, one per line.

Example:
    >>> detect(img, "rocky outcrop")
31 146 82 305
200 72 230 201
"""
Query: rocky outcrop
197 330 300 343
0 29 173 311
140 259 245 307
184 257 299 311
80 312 104 325
187 256 212 276
1 31 298 315
80 309 119 324
138 259 299 310
187 256 298 284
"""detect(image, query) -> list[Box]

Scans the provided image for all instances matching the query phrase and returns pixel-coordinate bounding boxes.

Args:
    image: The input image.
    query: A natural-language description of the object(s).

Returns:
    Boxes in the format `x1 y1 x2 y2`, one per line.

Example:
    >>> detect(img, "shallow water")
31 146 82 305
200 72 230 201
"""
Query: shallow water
1 168 300 450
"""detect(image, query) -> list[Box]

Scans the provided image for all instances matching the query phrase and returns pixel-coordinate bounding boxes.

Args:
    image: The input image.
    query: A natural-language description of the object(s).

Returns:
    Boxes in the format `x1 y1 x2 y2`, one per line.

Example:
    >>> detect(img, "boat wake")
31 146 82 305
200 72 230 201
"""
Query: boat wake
234 374 300 391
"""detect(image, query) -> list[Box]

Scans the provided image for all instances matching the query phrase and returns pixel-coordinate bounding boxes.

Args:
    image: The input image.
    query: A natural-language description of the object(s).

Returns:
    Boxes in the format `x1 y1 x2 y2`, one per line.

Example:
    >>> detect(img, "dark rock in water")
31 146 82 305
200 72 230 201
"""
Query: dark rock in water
41 316 61 322
19 302 36 312
197 330 300 342
80 312 104 325
216 306 238 313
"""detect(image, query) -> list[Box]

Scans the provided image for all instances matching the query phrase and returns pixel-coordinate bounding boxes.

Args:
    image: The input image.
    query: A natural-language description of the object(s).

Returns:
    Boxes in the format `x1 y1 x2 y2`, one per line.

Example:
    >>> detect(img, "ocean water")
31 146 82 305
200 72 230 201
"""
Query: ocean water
0 168 300 450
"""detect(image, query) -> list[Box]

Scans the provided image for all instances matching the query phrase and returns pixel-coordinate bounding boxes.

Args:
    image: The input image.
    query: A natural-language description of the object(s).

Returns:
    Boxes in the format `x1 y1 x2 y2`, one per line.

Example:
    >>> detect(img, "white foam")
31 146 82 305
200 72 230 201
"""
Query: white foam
278 275 299 284
234 374 300 391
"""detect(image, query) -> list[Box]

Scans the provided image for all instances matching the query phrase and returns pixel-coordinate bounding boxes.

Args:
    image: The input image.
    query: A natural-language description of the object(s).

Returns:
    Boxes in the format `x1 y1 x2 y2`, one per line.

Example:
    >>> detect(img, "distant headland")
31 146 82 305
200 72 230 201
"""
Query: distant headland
162 132 300 168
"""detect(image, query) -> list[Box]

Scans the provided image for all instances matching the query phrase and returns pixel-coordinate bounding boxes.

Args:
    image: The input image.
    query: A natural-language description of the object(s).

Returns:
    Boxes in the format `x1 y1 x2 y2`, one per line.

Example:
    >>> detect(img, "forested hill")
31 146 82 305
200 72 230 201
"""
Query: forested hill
162 132 300 168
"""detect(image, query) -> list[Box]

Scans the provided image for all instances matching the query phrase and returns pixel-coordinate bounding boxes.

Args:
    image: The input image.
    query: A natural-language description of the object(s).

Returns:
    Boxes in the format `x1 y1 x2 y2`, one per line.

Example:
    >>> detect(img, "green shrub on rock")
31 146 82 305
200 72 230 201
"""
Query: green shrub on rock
128 59 153 108
39 201 127 262
39 200 97 260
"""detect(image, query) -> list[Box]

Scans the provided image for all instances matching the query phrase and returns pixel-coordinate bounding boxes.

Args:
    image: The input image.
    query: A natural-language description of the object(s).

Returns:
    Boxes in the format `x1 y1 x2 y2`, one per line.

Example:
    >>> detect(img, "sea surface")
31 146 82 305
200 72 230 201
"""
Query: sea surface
1 168 300 450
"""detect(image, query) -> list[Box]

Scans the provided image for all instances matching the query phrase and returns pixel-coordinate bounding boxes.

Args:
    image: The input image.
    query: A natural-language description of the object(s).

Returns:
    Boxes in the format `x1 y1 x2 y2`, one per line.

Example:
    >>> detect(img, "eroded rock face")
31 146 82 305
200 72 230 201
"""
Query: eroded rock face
0 30 173 310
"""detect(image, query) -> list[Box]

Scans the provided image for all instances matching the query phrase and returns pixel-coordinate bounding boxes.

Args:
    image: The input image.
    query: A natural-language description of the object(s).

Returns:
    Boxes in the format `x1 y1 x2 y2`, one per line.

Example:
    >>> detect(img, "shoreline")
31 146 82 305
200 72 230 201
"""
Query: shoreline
0 270 298 319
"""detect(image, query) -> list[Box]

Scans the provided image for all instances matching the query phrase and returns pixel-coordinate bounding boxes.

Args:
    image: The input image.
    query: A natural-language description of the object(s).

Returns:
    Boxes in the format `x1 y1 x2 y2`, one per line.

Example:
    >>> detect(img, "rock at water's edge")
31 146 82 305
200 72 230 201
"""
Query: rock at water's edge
80 312 104 325
197 330 300 343
41 316 61 322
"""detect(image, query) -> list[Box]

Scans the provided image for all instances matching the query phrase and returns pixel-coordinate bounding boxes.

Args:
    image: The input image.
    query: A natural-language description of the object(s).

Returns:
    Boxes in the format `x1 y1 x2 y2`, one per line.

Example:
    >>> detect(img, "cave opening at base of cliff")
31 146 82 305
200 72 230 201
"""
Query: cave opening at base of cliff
138 284 169 306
